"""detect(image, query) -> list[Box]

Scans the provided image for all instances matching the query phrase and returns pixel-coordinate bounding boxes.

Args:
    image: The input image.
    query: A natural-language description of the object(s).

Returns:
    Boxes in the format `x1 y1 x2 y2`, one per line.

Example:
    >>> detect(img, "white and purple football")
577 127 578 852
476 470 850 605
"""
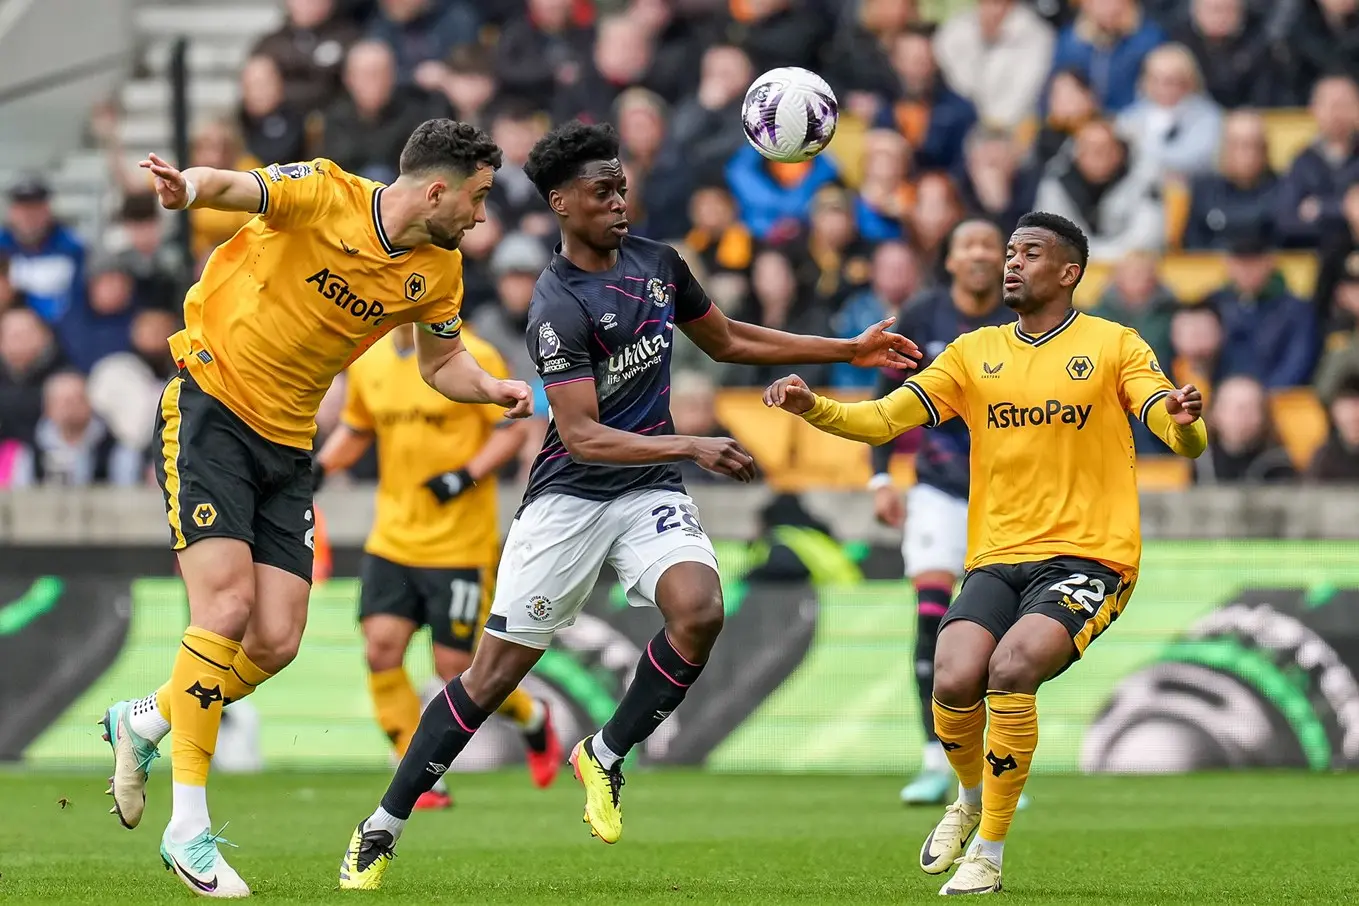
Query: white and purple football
741 67 839 163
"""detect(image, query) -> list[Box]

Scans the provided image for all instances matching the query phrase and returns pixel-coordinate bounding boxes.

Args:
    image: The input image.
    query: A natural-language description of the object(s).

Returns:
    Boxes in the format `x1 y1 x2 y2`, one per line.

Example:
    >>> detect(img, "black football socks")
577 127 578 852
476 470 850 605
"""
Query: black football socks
595 630 706 769
914 583 950 741
376 677 489 822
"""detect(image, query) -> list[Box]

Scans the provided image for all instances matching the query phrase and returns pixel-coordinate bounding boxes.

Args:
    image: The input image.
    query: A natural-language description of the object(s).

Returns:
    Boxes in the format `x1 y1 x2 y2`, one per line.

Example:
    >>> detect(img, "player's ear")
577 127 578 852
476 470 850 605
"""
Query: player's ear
547 187 568 218
1060 263 1082 289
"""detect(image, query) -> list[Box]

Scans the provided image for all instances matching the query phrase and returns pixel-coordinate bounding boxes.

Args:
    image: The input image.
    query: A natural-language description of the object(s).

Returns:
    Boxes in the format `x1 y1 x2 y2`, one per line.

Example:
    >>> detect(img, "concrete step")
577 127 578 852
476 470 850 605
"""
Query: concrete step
133 5 282 41
142 39 254 77
120 77 239 114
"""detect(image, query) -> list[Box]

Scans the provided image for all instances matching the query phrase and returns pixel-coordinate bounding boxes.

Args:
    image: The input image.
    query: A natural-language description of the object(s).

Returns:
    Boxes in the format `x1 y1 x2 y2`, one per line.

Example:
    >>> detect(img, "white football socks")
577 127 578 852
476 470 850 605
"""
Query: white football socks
968 835 1004 867
128 691 170 743
167 783 210 843
367 806 407 842
590 733 623 771
959 783 982 808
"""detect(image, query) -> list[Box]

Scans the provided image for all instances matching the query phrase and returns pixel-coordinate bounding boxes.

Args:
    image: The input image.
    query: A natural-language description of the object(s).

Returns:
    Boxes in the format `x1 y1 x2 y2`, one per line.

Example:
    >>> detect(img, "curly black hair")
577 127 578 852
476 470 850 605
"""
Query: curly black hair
523 120 621 201
1015 210 1089 284
399 118 502 178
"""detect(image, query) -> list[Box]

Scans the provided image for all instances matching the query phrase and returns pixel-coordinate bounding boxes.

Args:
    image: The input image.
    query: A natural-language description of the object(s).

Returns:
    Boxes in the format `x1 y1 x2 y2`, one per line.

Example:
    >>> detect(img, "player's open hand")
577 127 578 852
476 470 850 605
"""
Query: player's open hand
763 374 817 415
1165 384 1203 425
872 486 905 528
140 153 190 210
850 318 922 370
689 436 757 482
490 379 534 418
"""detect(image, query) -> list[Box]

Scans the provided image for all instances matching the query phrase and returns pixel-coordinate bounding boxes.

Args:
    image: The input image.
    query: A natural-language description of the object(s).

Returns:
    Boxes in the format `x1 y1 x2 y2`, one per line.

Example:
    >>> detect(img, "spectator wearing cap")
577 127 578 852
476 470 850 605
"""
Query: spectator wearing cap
367 0 480 88
875 24 978 172
109 193 186 312
1194 374 1298 483
0 175 86 325
251 0 361 112
933 0 1056 130
8 371 142 487
0 307 66 446
1049 0 1167 114
1033 119 1165 261
60 254 140 373
472 233 551 387
1202 229 1320 388
1308 373 1359 482
1276 75 1359 248
1183 110 1279 250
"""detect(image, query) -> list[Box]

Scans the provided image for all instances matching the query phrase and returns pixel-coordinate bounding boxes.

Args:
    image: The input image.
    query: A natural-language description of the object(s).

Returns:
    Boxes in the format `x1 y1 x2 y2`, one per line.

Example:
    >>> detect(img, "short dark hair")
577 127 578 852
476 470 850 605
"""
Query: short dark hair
524 120 621 201
1015 211 1089 284
399 119 502 179
944 217 1003 257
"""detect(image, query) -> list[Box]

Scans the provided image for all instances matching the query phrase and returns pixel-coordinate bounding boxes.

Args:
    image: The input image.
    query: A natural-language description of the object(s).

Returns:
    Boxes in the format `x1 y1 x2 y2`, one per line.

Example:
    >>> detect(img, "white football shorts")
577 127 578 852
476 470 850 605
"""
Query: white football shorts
902 482 969 579
485 488 719 649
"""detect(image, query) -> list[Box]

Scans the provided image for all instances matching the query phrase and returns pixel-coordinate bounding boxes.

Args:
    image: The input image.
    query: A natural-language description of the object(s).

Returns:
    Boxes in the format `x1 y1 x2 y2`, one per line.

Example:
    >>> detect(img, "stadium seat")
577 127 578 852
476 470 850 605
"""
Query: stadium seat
1076 252 1319 308
1261 109 1317 173
1135 456 1192 490
1163 178 1191 250
1270 388 1329 468
787 418 873 488
715 390 795 478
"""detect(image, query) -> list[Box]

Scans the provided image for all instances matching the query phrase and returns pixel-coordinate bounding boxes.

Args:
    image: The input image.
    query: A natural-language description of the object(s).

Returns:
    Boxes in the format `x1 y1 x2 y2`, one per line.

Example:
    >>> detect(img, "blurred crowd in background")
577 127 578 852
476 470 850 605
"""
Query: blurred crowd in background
0 0 1357 490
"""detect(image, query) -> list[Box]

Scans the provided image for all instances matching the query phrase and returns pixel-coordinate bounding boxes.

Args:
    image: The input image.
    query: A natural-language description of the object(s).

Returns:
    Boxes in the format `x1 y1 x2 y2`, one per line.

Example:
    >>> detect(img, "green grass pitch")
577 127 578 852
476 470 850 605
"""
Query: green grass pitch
0 770 1353 904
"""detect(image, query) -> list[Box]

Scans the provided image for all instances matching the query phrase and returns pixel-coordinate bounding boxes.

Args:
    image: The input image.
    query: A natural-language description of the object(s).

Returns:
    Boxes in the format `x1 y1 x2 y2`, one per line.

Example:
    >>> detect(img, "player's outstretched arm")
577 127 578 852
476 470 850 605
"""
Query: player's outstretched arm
315 423 374 487
681 305 921 370
548 380 758 481
140 152 265 213
763 374 933 445
1145 385 1208 458
416 329 534 417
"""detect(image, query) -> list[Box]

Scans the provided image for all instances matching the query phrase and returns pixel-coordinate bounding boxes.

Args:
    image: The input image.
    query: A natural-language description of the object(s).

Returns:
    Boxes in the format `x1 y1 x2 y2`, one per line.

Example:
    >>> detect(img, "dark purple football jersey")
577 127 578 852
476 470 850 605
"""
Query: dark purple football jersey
521 236 713 510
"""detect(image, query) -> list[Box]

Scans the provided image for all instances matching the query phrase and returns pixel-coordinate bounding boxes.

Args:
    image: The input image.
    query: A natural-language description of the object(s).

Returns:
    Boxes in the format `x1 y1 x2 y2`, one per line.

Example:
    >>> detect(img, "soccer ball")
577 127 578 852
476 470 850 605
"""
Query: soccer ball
741 67 839 163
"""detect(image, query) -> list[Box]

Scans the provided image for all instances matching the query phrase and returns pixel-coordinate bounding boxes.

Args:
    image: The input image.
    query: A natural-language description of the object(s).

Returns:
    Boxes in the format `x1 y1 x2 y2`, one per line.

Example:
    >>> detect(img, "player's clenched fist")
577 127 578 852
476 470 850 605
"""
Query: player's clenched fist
1165 384 1203 425
689 436 757 482
763 374 817 414
490 379 534 418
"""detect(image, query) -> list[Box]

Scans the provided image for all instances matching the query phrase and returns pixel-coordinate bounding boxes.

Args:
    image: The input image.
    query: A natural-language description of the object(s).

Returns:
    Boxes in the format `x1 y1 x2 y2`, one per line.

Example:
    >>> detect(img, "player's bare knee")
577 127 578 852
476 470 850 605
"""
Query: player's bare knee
193 585 253 639
932 660 987 708
250 628 303 674
663 590 724 661
986 646 1046 695
364 636 406 673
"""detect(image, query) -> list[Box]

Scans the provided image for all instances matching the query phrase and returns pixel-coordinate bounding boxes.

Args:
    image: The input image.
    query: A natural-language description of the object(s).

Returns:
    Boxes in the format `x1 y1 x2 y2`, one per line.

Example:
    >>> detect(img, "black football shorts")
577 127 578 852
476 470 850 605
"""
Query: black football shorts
941 556 1137 673
153 370 316 582
358 553 492 652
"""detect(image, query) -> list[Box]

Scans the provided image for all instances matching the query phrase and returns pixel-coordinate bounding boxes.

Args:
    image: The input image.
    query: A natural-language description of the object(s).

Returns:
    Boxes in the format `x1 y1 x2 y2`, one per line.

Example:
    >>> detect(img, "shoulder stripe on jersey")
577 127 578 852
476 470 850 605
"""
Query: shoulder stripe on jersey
1014 309 1079 347
251 170 269 216
371 187 410 258
902 380 939 428
1139 388 1172 424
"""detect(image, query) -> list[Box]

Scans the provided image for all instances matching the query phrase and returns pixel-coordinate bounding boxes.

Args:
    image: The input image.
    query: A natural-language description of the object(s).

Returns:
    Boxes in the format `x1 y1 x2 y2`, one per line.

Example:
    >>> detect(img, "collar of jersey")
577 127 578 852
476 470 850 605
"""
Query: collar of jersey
551 242 622 277
1013 308 1079 347
371 187 411 258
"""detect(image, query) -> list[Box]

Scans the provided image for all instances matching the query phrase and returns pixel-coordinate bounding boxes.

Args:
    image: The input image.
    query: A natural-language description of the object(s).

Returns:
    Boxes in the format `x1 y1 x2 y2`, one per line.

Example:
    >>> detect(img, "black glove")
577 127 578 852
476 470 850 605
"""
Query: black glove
425 468 476 503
